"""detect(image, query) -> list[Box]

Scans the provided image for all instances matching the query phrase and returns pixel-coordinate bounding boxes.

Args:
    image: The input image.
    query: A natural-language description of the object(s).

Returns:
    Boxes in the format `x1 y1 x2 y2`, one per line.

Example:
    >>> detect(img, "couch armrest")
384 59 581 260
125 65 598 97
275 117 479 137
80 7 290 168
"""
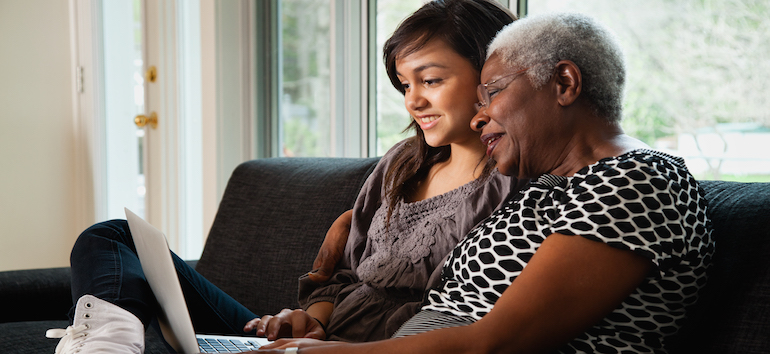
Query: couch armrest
0 267 72 323
0 259 198 325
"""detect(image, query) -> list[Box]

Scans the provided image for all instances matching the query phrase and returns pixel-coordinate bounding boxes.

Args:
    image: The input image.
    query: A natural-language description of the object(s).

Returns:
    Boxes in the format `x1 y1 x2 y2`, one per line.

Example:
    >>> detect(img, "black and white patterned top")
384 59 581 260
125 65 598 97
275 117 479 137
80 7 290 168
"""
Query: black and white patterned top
420 149 714 353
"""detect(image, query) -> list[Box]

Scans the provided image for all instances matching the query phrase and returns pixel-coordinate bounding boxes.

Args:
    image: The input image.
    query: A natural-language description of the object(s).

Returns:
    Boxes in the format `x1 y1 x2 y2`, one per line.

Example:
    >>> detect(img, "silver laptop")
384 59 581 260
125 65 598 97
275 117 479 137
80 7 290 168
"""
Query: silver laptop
125 208 272 353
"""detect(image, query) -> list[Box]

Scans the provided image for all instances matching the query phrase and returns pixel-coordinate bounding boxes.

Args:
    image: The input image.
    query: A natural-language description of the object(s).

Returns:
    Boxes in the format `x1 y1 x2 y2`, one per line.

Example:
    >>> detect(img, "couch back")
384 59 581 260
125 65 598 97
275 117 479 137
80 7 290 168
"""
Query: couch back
197 158 769 353
196 157 379 317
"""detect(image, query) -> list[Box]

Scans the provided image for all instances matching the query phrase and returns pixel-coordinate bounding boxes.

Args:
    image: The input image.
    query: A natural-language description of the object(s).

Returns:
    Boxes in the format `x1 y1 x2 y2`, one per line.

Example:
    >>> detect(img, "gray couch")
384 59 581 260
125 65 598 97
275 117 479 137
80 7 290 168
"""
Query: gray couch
1 157 768 353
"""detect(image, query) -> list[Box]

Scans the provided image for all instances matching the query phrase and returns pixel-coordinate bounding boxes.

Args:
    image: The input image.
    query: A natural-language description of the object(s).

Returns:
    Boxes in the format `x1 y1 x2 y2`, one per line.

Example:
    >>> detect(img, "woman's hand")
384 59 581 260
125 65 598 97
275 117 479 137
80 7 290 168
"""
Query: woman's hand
241 338 340 353
308 209 353 283
244 309 326 341
259 338 341 350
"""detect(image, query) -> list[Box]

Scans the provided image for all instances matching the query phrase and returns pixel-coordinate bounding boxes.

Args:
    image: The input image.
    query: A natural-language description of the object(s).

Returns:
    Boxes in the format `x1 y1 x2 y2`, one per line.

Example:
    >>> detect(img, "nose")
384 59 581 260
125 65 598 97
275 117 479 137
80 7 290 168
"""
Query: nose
471 107 490 131
405 87 427 111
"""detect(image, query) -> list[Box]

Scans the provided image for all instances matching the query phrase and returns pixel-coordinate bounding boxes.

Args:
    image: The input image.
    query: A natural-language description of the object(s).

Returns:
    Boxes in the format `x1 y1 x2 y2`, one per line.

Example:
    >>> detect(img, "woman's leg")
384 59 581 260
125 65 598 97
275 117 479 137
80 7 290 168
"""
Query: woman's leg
69 219 257 335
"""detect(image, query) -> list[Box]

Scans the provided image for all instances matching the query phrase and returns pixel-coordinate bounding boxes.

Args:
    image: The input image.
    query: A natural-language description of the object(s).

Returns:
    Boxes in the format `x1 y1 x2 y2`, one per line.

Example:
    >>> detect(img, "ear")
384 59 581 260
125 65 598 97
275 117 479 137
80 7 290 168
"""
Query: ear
553 60 582 107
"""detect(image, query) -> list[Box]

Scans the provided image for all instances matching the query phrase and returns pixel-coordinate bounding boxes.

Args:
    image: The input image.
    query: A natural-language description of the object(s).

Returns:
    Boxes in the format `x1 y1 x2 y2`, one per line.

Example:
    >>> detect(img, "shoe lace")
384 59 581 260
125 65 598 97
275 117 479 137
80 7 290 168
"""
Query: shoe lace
46 324 89 354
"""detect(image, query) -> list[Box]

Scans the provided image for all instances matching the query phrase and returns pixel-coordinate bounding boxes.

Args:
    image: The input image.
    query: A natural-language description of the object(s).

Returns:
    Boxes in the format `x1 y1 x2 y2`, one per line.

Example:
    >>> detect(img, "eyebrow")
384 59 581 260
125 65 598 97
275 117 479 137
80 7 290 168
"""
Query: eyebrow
395 62 449 77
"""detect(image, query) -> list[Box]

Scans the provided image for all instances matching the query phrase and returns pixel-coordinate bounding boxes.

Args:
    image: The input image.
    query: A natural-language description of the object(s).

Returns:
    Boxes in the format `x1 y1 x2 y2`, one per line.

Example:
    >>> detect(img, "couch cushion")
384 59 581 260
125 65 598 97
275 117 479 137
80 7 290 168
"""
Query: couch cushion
668 181 770 353
196 157 379 318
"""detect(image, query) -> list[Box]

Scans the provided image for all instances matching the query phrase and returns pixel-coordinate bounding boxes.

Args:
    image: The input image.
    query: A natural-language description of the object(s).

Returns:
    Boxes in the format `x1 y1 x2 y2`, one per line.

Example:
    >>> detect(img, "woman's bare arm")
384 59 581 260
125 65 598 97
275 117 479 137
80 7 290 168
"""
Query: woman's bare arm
308 209 353 283
464 233 651 353
259 233 651 353
243 210 354 340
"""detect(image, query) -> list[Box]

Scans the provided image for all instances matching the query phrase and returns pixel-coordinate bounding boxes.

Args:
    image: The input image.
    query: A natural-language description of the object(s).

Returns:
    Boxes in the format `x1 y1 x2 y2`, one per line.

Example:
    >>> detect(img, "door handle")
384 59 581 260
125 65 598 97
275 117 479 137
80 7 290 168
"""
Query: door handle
134 112 158 129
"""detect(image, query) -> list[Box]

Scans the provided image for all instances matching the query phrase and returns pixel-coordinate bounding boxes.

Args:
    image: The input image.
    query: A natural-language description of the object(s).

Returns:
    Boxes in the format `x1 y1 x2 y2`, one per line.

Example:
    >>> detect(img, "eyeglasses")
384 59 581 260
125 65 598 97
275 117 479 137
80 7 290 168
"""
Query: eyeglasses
475 67 530 111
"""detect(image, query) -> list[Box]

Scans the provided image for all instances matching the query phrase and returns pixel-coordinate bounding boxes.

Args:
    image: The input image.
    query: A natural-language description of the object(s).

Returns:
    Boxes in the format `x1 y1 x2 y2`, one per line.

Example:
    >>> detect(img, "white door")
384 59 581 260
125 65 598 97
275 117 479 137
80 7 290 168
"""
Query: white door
74 0 203 259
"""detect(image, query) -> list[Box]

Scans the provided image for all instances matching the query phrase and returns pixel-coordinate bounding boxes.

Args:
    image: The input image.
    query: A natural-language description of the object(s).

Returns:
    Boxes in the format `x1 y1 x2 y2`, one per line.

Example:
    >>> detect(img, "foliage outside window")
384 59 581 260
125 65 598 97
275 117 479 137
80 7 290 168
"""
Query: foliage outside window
280 0 331 157
374 0 422 156
276 0 769 182
530 0 770 181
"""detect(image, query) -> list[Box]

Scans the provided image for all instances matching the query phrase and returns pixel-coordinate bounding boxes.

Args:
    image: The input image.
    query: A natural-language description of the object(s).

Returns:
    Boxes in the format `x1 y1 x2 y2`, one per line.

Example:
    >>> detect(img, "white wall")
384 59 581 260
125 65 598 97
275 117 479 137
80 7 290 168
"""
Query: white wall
0 0 80 271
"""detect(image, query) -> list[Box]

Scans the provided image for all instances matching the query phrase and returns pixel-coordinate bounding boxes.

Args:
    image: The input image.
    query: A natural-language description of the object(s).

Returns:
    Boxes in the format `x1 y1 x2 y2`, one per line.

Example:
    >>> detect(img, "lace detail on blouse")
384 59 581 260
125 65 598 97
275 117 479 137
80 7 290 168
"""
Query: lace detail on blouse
356 177 486 285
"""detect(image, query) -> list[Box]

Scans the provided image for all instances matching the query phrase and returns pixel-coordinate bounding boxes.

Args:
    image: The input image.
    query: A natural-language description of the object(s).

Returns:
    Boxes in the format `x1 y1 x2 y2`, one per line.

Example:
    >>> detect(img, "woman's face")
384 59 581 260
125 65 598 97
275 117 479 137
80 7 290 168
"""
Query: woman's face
395 39 481 148
472 53 562 178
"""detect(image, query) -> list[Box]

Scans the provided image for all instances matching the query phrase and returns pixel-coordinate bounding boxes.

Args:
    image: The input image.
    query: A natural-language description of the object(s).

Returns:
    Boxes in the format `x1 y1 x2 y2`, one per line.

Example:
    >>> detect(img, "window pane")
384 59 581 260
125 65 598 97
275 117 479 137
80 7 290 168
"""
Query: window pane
280 0 331 157
103 0 146 218
528 0 770 182
375 0 423 156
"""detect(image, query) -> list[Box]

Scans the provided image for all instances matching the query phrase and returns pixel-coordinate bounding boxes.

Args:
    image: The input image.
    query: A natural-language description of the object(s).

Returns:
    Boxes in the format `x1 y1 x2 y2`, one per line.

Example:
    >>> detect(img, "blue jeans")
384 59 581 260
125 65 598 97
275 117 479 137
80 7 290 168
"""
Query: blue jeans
69 220 257 336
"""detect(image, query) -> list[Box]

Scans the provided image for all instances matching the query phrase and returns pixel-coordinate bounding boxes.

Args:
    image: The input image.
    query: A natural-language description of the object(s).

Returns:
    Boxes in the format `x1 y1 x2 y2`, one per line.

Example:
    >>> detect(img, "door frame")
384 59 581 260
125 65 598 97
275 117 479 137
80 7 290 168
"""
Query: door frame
69 0 106 231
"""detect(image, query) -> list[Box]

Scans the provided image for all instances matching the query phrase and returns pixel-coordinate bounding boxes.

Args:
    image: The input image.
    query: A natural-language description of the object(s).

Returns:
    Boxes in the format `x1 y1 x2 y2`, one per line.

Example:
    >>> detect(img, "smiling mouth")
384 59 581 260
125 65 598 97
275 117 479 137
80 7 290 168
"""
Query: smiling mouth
480 133 503 156
481 134 501 147
417 115 439 124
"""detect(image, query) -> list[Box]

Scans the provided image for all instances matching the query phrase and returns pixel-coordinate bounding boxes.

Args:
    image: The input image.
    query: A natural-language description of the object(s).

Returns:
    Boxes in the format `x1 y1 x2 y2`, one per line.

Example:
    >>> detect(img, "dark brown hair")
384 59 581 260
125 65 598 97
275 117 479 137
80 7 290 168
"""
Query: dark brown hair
382 0 516 222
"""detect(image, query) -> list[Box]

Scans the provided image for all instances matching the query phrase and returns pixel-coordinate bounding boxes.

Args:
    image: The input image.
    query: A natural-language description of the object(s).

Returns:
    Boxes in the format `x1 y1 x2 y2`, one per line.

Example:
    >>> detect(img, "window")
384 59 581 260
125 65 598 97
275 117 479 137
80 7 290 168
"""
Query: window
279 0 332 157
252 0 769 181
527 0 770 182
374 0 423 155
275 0 423 158
268 0 520 157
273 1 519 158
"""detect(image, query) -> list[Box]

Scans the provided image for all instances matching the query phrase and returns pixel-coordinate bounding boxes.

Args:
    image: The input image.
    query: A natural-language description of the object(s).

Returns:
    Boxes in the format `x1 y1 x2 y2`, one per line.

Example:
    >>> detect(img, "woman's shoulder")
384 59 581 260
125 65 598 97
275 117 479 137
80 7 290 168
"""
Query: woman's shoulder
620 148 686 166
559 148 711 241
365 138 412 177
477 170 519 198
551 150 713 271
562 149 705 216
577 149 693 185
358 138 419 200
447 170 521 221
484 169 532 198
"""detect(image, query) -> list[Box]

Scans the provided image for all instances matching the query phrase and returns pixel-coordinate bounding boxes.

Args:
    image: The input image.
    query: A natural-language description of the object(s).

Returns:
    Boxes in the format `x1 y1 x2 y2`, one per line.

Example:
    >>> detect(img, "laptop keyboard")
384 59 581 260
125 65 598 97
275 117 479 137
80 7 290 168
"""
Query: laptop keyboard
197 337 262 353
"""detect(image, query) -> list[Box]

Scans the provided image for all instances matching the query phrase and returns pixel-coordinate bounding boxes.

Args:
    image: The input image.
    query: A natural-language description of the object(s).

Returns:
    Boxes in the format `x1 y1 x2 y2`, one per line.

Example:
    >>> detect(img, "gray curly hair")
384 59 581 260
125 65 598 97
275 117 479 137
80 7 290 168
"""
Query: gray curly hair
487 12 626 122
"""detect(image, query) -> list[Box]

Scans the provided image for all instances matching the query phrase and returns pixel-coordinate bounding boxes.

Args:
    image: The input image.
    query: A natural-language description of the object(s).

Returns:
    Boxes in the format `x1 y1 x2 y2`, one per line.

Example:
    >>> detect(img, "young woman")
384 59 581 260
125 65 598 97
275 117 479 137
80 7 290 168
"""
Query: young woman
47 1 517 352
248 0 519 343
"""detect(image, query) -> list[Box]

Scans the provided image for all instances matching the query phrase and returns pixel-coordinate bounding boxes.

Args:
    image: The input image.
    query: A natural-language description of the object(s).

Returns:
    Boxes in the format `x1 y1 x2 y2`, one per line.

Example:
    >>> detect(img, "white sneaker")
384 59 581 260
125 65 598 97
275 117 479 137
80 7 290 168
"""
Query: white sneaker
46 294 145 354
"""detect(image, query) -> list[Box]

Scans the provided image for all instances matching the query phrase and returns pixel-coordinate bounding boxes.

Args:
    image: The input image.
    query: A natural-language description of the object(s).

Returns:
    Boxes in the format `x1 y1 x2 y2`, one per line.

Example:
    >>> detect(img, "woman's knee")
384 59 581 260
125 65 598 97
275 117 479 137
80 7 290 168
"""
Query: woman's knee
71 219 134 259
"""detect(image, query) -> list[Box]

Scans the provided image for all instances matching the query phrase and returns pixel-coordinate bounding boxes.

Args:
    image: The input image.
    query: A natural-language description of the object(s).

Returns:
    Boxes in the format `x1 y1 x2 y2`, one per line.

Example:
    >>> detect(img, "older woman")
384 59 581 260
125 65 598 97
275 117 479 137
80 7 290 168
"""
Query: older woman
260 12 714 354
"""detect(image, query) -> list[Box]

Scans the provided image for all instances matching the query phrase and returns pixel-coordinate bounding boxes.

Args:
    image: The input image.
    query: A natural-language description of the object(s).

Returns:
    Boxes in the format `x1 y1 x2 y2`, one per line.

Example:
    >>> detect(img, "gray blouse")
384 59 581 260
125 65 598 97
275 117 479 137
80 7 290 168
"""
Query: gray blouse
298 140 519 342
